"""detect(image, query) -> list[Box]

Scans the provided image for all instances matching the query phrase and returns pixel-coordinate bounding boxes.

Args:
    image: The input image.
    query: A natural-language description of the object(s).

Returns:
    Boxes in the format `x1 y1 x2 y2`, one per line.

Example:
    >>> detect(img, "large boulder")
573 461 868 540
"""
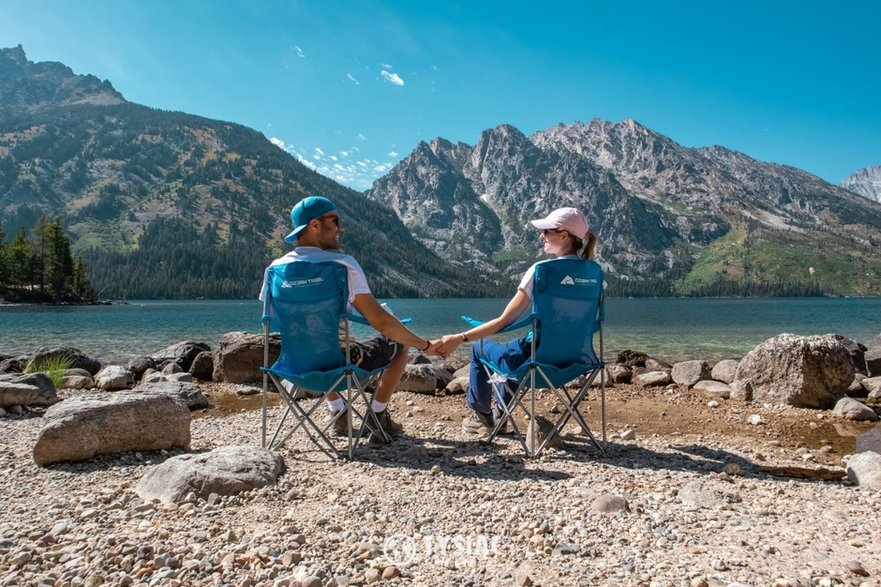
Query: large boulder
397 363 454 394
829 334 868 375
151 341 211 372
189 351 214 381
633 371 671 387
60 372 95 390
846 451 881 490
126 356 156 380
833 397 879 422
867 378 881 402
730 334 855 408
136 445 285 504
692 380 731 399
95 366 134 391
710 359 740 384
26 347 101 376
0 357 24 374
616 349 648 368
444 376 469 394
133 381 210 410
213 332 280 384
866 334 881 377
33 392 190 465
0 373 58 407
671 360 711 388
645 357 672 372
606 364 632 384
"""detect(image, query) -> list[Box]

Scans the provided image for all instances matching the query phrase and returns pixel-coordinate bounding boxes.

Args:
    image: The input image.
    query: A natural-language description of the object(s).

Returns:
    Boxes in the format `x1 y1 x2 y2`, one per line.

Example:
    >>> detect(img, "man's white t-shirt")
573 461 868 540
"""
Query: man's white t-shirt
259 247 371 312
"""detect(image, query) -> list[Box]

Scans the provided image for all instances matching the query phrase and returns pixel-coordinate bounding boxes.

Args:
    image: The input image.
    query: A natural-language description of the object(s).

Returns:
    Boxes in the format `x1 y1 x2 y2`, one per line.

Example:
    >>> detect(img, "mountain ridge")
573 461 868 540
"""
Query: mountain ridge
368 119 881 296
841 165 881 203
0 46 499 299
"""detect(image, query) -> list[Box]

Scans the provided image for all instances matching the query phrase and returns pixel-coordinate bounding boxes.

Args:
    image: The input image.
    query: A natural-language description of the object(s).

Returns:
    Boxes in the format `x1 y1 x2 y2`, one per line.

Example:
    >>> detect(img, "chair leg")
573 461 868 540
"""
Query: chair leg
538 368 606 455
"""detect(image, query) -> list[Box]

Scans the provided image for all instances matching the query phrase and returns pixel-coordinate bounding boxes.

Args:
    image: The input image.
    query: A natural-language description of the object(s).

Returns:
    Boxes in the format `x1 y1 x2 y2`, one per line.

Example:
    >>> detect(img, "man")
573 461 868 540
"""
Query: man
260 195 437 443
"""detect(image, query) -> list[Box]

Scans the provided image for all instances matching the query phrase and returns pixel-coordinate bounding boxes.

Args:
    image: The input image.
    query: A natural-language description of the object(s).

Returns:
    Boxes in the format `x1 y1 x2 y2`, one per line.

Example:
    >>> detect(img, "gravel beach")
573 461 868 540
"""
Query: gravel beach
2 382 880 587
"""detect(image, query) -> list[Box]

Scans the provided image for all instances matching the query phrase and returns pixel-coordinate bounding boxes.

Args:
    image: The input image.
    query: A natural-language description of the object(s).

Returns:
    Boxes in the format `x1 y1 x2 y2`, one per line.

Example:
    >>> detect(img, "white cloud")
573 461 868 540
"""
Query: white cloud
293 46 305 58
381 62 393 69
346 73 360 85
387 150 399 157
266 139 395 190
381 70 405 86
357 133 367 141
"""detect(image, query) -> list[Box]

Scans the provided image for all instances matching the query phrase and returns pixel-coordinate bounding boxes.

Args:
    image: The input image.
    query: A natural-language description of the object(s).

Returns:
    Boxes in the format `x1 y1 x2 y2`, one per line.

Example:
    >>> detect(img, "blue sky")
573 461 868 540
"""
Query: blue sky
1 0 879 190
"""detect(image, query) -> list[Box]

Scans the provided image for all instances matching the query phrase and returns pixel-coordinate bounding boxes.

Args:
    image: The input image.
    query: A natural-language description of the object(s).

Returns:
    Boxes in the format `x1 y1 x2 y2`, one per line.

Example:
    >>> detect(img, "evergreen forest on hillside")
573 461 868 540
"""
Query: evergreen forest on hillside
0 217 95 303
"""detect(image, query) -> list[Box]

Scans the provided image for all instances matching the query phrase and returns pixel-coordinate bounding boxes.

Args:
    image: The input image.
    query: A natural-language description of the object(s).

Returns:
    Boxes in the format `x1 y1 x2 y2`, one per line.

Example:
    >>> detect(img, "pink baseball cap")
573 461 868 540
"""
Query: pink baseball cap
529 207 589 239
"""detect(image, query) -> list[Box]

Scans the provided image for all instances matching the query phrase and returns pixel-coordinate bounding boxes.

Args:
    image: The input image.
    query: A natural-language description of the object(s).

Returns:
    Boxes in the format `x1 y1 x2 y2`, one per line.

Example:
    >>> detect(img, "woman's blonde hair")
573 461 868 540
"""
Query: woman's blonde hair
568 231 597 260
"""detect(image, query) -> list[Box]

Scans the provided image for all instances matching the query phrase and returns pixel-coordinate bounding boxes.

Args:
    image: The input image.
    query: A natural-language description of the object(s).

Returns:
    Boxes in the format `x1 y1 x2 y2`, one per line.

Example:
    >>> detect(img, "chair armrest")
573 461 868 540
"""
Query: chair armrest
461 314 535 333
347 312 413 325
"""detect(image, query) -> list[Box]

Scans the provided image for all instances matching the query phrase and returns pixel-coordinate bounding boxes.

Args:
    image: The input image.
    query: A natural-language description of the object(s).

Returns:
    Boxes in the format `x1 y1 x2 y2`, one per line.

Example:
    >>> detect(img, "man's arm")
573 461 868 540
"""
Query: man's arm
352 293 431 351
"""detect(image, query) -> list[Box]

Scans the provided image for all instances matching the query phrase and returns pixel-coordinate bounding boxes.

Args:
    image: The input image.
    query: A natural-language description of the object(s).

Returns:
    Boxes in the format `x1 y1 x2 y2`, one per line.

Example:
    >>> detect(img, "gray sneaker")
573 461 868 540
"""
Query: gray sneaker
325 409 349 438
367 409 403 444
462 409 494 435
491 405 512 435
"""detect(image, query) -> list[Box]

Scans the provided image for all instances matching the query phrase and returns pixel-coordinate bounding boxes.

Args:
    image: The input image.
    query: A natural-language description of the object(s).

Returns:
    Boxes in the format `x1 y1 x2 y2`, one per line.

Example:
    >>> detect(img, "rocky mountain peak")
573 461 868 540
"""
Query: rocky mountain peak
368 118 881 296
0 45 125 122
841 165 881 203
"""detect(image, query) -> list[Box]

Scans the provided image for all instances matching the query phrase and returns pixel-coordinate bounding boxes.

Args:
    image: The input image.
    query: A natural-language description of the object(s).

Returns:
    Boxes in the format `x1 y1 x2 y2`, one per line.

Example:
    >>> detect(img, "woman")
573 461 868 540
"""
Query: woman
435 207 597 435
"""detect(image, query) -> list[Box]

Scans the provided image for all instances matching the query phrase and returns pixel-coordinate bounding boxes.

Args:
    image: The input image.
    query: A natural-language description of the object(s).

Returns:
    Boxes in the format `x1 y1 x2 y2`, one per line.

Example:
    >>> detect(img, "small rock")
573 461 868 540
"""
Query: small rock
723 463 741 476
747 414 765 426
619 428 636 441
381 566 401 580
591 494 629 514
364 568 381 584
847 561 869 577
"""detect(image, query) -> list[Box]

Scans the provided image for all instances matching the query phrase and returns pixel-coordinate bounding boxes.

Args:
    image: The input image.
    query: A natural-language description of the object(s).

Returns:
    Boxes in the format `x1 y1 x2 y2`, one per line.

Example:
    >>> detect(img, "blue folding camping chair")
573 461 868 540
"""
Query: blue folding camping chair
260 261 404 460
463 258 606 457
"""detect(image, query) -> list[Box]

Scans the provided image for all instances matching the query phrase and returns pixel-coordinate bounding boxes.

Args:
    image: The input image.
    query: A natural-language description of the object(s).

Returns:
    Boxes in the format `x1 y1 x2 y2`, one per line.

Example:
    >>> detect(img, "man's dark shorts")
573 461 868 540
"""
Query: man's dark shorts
348 336 405 370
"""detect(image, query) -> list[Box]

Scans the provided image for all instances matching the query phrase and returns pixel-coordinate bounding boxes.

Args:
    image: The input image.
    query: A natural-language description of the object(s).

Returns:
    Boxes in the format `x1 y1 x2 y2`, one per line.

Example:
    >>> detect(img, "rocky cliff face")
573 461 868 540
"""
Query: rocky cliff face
368 119 881 296
0 45 124 122
841 165 881 203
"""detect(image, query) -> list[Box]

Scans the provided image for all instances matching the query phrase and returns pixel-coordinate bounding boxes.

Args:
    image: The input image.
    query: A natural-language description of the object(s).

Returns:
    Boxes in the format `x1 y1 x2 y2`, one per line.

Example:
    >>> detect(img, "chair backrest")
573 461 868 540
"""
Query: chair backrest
262 261 348 374
531 258 604 366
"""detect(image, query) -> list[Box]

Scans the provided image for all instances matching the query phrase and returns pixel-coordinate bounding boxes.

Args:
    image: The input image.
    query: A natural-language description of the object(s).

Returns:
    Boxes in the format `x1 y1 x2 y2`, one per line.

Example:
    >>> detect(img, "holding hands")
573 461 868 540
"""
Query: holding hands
419 333 468 358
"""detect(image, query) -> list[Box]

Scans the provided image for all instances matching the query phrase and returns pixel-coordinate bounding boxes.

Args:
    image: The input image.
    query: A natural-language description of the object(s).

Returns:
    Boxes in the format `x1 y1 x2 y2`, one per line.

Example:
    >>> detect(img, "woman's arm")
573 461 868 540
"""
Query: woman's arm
436 289 531 355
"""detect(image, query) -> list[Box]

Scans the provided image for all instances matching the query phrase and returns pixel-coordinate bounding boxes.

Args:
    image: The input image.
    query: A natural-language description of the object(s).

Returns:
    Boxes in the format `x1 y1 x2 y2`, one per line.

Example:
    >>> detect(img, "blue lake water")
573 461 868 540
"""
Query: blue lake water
1 297 879 364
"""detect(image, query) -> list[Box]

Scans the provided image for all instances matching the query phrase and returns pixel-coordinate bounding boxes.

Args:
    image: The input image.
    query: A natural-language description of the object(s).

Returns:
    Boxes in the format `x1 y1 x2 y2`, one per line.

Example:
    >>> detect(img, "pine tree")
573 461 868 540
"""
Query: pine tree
72 257 95 301
7 229 33 290
45 219 74 300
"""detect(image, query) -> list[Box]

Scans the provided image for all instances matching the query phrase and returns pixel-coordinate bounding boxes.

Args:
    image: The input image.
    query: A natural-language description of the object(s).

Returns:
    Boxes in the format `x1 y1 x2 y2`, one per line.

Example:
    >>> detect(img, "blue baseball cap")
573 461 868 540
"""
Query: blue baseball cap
284 196 337 243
